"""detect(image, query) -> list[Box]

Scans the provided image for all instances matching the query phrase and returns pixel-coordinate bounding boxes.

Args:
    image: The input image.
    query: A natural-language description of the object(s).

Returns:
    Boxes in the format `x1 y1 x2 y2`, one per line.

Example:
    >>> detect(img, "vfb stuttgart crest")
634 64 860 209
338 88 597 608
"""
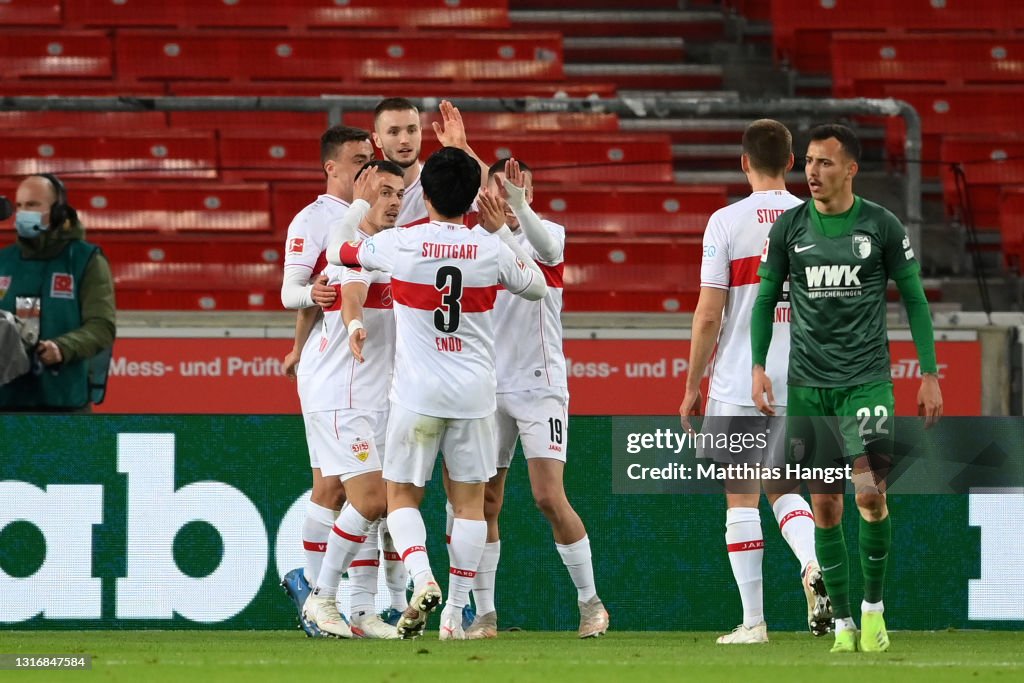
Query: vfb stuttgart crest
351 438 371 462
852 234 872 259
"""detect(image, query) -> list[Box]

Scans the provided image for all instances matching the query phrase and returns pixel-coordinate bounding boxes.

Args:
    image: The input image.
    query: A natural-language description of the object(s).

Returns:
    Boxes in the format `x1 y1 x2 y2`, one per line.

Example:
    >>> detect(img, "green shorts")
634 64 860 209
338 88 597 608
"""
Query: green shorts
787 380 895 461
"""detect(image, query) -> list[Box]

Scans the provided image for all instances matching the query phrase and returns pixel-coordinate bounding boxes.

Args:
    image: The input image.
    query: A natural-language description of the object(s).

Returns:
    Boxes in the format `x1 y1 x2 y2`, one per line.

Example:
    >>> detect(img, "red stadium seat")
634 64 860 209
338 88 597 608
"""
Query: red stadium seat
0 111 168 131
0 30 112 79
422 132 675 184
169 80 617 99
271 183 323 234
66 0 508 30
1000 188 1024 270
112 262 280 311
0 130 218 179
232 131 672 184
773 0 1024 73
94 235 283 266
67 182 272 234
832 35 1024 97
534 185 726 236
0 80 165 96
0 1 61 26
883 86 1024 179
940 135 1024 229
566 236 702 264
343 111 620 134
115 30 562 83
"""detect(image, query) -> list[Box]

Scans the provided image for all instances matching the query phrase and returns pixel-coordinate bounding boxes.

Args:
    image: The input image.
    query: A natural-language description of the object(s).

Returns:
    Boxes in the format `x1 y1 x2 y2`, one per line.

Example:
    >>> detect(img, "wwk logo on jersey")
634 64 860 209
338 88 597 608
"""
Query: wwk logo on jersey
51 272 74 299
852 234 872 259
287 238 304 255
804 265 862 298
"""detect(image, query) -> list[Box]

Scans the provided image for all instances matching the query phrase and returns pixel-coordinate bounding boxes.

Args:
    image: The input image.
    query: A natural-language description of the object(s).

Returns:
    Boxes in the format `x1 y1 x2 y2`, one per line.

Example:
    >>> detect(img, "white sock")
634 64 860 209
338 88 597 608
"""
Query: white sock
447 518 487 609
555 535 598 603
835 616 857 633
445 501 455 566
725 507 764 628
302 501 338 586
473 541 501 615
387 506 433 589
348 519 380 615
380 518 409 610
862 599 884 614
315 504 371 599
772 494 817 571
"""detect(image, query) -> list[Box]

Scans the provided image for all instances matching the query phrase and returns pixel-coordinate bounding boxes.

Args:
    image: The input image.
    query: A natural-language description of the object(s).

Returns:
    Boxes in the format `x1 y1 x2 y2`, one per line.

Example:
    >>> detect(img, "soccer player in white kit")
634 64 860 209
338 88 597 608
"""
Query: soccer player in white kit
678 120 832 644
279 126 373 635
372 97 489 228
330 147 548 640
461 158 609 640
299 160 407 640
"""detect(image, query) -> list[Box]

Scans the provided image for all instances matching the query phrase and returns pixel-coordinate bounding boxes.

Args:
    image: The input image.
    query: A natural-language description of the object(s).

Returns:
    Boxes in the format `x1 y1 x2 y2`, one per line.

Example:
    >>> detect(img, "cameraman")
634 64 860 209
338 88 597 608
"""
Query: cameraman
0 174 116 412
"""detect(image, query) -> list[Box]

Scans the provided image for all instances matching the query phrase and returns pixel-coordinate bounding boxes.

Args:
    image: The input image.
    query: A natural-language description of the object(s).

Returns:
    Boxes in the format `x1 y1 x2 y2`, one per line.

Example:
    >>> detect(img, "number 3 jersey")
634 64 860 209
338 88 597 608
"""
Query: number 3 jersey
340 221 539 419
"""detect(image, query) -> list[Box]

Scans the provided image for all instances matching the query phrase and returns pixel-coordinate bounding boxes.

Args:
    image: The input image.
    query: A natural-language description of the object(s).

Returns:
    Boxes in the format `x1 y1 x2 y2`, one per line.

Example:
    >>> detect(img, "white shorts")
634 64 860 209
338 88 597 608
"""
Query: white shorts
303 409 387 481
383 402 497 487
699 398 786 467
495 387 569 469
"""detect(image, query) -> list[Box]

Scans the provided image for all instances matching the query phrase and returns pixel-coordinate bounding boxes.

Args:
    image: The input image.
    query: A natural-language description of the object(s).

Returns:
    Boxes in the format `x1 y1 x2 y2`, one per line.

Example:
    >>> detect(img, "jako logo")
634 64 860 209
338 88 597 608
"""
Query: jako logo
804 265 861 288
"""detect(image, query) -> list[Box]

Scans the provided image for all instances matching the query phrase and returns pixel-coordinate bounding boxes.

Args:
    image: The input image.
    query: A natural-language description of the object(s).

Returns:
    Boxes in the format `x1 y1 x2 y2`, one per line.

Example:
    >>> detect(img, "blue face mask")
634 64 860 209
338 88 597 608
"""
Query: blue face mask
15 210 45 239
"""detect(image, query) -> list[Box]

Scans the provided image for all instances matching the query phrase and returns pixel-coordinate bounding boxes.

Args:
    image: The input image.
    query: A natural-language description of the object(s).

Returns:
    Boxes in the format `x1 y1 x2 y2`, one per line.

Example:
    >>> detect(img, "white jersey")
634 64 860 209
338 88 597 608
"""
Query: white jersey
494 220 567 392
397 171 427 227
298 250 396 413
285 193 351 411
700 190 799 406
341 221 539 419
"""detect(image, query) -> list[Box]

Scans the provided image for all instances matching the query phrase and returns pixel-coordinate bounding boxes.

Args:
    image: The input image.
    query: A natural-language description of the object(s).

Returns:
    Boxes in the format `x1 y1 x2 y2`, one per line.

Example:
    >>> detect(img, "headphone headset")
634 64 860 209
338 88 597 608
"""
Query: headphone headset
34 173 77 229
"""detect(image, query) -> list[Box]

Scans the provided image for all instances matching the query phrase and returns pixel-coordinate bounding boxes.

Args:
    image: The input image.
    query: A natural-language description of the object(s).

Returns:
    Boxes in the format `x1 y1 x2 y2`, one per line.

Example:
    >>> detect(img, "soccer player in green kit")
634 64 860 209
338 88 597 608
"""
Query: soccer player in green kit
750 124 944 653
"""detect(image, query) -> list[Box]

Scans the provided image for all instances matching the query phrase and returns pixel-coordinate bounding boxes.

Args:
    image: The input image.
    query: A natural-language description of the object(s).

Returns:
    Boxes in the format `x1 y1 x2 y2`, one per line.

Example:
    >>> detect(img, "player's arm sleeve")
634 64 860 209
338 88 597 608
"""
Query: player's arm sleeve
894 270 938 374
281 264 315 309
337 228 398 272
511 204 563 263
498 242 547 301
496 226 543 277
751 272 783 369
326 199 371 266
700 214 730 290
54 252 116 363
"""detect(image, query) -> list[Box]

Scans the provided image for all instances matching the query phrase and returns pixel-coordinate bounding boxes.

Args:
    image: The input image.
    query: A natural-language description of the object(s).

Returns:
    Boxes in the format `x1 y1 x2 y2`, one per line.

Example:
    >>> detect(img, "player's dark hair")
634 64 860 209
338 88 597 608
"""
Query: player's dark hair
320 125 370 166
374 97 419 125
356 159 405 182
809 123 861 163
421 147 480 218
488 158 532 177
742 119 792 176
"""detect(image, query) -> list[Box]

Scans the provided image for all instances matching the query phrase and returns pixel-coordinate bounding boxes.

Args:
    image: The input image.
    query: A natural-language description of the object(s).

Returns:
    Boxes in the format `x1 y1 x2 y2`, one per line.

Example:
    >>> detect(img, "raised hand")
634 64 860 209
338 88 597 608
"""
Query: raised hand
476 188 508 233
353 165 382 205
310 274 337 309
501 157 528 208
432 100 468 149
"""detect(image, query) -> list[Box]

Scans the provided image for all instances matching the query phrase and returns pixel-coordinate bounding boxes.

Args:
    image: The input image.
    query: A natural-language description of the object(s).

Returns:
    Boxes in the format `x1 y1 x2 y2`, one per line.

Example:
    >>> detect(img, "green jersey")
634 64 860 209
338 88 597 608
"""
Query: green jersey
757 196 919 388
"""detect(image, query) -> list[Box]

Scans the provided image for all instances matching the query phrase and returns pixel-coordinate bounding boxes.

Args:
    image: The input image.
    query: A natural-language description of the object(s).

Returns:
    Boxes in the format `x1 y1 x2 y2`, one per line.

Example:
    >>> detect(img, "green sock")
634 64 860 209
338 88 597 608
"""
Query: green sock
815 524 851 619
859 515 892 604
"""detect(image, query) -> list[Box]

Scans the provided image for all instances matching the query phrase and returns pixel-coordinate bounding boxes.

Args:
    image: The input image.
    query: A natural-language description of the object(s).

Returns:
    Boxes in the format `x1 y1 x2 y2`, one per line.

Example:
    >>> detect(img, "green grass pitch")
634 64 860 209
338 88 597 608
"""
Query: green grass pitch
3 631 1022 682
